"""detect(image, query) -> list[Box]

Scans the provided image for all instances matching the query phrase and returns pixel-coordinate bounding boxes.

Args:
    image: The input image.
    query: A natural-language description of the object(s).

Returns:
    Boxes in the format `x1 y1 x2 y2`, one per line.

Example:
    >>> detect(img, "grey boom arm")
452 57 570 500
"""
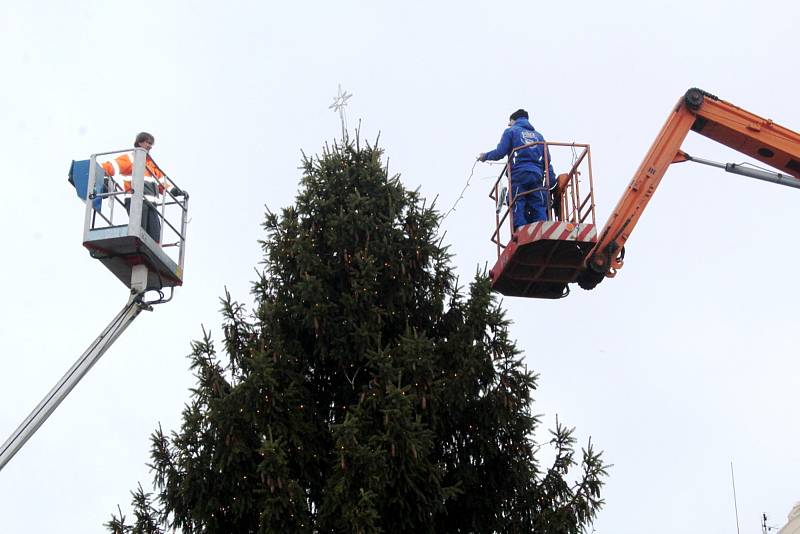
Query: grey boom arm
0 293 148 472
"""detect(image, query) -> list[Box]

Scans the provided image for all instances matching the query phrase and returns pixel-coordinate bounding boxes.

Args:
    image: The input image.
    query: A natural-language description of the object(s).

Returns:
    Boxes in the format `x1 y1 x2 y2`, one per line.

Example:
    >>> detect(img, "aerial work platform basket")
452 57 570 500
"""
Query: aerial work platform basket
71 148 189 291
488 142 597 299
0 147 190 473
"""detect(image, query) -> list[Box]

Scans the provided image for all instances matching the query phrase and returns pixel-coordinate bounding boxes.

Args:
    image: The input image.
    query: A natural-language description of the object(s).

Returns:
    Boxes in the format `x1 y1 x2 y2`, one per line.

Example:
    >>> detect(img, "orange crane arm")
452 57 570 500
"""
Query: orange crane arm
583 88 800 284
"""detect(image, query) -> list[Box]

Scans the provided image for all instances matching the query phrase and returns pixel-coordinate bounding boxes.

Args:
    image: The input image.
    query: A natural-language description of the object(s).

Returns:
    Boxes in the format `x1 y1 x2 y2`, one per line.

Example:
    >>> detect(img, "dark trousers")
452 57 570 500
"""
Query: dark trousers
511 171 548 229
124 198 162 243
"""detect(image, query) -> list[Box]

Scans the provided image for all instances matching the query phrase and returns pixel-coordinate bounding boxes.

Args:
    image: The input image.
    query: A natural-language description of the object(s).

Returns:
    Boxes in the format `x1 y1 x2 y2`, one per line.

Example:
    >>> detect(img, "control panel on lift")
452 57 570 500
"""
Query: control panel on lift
68 147 189 292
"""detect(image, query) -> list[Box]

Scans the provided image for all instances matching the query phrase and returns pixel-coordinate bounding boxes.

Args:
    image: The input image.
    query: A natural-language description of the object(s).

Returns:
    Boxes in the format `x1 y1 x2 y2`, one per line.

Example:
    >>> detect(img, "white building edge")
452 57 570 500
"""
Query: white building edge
779 503 800 534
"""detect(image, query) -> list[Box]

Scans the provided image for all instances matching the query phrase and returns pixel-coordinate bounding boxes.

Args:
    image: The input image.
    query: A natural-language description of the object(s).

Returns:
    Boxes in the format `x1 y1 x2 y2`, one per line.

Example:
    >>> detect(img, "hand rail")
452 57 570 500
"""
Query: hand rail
488 141 596 257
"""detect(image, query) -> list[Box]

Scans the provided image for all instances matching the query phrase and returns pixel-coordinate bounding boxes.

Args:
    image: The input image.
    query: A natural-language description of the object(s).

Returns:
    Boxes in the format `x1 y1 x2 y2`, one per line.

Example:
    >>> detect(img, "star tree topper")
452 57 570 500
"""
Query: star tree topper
329 84 353 141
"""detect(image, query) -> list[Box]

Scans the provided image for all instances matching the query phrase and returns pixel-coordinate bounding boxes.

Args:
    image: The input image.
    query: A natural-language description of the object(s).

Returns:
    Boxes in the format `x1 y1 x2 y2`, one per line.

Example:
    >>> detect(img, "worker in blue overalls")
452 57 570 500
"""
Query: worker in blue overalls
479 109 556 230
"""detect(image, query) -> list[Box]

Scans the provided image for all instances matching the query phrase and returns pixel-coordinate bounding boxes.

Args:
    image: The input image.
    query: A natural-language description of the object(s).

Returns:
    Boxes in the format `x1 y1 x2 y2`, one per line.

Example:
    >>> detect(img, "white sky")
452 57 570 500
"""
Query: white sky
1 1 798 532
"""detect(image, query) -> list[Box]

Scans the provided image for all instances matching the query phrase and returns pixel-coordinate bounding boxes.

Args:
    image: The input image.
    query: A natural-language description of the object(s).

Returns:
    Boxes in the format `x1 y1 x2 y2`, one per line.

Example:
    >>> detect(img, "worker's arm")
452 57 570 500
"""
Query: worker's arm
100 154 134 177
481 128 513 161
144 159 168 193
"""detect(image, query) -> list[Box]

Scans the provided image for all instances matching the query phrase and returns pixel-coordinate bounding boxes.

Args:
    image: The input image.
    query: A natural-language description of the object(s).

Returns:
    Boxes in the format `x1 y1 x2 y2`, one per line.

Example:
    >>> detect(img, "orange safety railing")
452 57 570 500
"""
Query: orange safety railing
489 142 597 257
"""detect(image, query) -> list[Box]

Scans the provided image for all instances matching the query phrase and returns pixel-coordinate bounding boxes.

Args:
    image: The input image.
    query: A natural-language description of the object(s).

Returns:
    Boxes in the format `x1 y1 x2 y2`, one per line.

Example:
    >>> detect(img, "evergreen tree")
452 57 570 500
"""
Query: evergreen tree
108 136 607 533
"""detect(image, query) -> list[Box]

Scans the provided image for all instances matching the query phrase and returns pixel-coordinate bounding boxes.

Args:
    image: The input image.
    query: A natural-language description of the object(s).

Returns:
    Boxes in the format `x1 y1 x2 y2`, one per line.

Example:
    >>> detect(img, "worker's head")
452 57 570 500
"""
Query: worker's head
509 109 529 126
134 132 155 151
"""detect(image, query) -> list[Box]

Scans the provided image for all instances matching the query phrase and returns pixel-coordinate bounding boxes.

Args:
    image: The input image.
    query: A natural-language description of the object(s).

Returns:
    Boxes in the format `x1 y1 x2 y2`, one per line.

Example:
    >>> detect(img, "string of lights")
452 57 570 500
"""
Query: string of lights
439 160 505 225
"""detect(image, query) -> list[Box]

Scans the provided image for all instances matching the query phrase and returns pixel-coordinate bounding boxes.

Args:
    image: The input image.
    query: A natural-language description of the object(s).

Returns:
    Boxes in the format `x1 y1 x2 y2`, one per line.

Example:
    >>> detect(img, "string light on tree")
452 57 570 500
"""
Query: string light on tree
106 133 607 534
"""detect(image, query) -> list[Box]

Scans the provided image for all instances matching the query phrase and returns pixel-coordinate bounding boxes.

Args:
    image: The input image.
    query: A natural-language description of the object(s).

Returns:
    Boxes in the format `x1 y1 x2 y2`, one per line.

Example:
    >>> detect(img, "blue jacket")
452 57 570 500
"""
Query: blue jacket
484 118 555 182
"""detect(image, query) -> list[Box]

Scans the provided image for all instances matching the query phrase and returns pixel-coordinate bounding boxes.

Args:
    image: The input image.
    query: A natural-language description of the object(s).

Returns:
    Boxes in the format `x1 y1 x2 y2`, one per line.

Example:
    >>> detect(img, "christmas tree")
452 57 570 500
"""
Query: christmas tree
107 135 607 533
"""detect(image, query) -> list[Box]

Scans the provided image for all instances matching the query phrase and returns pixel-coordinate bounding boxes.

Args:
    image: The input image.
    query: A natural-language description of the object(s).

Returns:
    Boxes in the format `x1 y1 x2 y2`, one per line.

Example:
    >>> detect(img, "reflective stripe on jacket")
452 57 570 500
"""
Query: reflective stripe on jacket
100 152 166 195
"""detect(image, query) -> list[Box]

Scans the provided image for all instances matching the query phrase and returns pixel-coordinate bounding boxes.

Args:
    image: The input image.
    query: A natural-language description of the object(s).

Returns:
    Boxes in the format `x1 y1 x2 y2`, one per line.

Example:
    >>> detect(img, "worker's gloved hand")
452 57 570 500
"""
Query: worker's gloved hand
477 153 487 162
171 186 185 197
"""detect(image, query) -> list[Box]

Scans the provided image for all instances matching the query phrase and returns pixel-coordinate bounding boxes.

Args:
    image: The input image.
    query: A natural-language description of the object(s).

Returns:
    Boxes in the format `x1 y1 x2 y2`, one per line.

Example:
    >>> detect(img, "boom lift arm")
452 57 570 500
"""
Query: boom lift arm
581 88 800 287
0 270 154 472
1 146 188 472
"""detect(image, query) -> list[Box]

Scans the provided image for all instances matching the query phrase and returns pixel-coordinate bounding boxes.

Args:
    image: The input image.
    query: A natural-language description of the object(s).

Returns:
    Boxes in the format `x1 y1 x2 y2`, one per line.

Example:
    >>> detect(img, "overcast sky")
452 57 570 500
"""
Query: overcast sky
1 1 798 532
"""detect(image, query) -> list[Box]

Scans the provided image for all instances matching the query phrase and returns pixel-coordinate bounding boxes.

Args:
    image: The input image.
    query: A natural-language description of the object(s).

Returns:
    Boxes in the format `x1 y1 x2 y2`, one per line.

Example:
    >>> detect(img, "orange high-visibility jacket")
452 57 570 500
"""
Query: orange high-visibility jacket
100 153 166 194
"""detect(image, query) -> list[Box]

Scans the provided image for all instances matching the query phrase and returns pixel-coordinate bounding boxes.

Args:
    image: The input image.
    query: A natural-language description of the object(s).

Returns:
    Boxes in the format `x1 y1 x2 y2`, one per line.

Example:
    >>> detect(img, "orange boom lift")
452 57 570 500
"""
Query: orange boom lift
489 88 800 298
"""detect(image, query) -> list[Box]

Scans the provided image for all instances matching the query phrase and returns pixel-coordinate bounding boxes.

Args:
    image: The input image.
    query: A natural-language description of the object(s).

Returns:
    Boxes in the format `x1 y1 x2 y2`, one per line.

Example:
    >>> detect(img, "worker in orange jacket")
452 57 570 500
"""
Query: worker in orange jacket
100 132 184 243
100 132 167 195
